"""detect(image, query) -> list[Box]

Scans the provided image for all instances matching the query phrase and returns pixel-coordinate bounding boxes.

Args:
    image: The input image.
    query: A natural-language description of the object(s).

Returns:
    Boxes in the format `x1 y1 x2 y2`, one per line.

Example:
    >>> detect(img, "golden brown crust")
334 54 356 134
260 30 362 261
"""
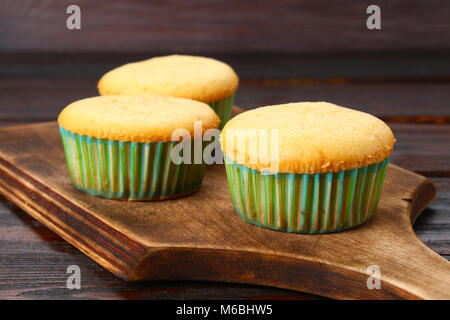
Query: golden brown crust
98 55 239 103
220 102 395 173
58 95 220 143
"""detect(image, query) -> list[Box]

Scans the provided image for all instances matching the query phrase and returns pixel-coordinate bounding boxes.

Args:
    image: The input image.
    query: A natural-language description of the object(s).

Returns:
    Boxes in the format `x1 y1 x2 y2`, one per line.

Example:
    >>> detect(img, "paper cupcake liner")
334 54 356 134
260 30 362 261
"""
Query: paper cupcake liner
59 127 207 200
224 156 389 234
208 94 235 129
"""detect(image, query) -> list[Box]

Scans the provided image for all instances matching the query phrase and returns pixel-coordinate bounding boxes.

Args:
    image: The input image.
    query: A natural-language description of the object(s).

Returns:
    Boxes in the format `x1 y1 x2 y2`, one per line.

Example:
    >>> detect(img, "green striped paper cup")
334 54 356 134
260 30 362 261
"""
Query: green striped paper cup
59 126 207 201
208 94 235 129
224 156 389 234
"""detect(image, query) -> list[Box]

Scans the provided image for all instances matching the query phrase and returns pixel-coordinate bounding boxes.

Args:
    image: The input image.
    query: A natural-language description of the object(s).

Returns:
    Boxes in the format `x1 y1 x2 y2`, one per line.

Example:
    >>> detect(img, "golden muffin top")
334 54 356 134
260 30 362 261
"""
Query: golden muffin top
220 102 395 173
98 55 239 103
58 95 220 143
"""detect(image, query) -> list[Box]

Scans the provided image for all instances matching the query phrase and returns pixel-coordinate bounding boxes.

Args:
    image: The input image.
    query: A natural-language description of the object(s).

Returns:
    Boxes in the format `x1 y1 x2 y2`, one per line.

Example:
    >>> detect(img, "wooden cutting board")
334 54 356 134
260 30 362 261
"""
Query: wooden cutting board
0 109 448 300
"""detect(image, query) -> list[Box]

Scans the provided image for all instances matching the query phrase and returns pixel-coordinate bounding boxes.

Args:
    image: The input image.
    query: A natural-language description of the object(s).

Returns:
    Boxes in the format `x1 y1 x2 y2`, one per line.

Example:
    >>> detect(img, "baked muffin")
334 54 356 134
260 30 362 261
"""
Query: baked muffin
220 102 395 233
58 95 220 200
98 55 239 128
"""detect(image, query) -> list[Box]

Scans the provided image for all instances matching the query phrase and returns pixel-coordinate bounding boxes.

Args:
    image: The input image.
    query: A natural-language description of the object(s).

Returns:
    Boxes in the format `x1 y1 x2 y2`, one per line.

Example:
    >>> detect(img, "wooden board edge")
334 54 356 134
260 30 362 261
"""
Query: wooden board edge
0 155 147 280
127 246 423 299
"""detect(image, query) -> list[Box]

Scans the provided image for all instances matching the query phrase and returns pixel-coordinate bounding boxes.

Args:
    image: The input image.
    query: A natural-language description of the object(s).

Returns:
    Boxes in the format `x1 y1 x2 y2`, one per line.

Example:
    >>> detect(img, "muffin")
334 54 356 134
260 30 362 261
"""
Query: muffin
98 55 239 129
220 102 395 234
58 95 220 200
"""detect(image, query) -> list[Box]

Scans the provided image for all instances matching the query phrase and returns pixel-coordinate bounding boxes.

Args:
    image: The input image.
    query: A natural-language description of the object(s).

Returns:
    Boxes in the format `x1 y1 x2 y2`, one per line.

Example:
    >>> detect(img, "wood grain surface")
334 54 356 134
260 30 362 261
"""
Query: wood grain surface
0 196 323 300
0 85 449 299
2 52 450 79
1 0 450 297
0 121 448 299
2 77 450 121
1 0 449 53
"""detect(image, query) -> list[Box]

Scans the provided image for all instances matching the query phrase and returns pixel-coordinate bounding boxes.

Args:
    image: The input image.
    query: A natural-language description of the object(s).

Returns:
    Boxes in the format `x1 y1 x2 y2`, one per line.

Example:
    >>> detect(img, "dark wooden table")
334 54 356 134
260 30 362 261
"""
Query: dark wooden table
1 0 450 300
0 52 449 299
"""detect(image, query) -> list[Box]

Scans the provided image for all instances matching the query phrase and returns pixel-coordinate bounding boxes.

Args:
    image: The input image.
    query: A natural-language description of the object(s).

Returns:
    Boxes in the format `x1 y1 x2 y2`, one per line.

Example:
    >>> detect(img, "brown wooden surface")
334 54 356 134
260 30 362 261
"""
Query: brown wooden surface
2 77 450 122
3 52 450 79
0 121 448 299
1 74 450 298
1 0 449 300
1 0 449 53
0 76 449 299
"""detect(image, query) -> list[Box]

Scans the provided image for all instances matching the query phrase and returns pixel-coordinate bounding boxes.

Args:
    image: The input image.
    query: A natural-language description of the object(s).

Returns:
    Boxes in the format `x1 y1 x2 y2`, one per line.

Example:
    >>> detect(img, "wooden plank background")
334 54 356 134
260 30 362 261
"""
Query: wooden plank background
0 0 449 299
1 0 449 53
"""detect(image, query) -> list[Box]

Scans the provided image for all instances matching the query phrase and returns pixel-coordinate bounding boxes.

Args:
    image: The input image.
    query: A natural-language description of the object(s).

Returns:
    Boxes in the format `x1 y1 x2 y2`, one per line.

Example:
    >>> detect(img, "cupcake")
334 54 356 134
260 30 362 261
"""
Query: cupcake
220 102 395 234
98 55 239 129
58 95 220 200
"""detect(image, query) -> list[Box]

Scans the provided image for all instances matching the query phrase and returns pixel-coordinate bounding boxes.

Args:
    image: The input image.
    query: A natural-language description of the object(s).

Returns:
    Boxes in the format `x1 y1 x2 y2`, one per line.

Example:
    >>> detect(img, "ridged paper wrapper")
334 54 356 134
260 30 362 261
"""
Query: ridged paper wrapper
208 94 235 129
224 156 389 234
60 126 208 200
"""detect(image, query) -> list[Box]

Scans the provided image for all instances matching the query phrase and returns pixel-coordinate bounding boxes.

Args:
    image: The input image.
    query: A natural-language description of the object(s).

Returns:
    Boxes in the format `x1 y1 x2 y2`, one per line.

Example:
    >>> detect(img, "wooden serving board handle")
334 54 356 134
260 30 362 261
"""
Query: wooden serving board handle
0 120 448 299
126 166 449 300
